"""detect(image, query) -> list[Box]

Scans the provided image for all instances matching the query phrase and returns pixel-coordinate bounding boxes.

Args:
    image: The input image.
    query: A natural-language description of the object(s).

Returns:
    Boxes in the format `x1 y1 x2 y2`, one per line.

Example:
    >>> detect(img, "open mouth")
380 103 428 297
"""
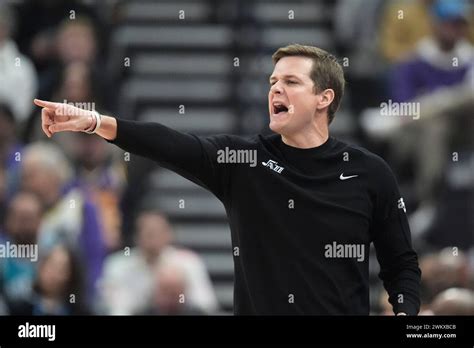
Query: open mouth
273 102 289 115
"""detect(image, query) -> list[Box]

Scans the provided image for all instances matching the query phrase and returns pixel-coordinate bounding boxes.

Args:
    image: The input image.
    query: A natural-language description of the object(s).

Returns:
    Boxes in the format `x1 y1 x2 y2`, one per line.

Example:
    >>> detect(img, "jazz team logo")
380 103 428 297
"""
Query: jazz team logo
262 159 284 174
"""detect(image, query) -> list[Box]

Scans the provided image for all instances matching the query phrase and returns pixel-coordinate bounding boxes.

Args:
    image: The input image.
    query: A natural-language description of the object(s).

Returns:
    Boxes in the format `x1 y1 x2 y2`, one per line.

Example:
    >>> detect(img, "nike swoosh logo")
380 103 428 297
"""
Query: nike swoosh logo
340 173 358 180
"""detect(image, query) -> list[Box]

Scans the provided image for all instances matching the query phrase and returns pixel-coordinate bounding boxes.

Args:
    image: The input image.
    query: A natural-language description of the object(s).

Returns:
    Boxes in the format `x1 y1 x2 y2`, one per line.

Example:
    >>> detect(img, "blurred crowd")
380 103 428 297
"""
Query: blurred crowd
0 0 473 316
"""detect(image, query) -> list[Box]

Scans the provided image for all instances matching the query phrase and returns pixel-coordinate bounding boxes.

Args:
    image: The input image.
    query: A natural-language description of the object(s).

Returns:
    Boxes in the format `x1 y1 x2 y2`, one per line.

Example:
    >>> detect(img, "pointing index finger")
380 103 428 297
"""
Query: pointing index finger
34 99 60 109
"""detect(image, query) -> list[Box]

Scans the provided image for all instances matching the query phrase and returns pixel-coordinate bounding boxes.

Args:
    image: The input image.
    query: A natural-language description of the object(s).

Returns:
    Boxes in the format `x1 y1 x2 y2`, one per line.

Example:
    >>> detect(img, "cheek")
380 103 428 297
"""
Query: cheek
40 264 54 284
290 94 314 116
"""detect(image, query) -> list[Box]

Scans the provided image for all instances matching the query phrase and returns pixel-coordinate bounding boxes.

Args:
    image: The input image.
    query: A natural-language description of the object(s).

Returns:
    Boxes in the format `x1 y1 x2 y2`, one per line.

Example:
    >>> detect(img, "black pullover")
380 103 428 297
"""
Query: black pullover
108 118 421 315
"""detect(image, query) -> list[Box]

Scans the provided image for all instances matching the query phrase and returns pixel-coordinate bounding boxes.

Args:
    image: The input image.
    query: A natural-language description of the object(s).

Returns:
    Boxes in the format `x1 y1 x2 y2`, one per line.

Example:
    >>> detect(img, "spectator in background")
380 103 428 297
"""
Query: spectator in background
0 192 43 303
380 0 435 63
68 132 126 253
380 0 474 63
13 0 103 74
0 104 23 205
384 0 474 206
53 62 101 105
7 244 90 315
142 263 206 316
390 0 474 103
56 17 98 64
20 142 106 305
0 4 38 126
429 288 474 315
419 249 471 308
39 17 106 102
379 248 474 315
97 211 218 315
24 17 109 142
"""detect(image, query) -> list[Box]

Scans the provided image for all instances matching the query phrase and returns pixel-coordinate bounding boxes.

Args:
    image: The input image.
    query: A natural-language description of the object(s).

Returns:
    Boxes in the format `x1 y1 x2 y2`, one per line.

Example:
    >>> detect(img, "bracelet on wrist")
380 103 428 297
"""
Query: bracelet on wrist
83 114 96 133
85 111 102 134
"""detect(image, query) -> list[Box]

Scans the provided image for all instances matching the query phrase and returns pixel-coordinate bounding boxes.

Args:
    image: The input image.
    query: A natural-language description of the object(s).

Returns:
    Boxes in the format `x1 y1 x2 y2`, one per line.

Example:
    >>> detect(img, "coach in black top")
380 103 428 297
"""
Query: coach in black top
34 44 421 315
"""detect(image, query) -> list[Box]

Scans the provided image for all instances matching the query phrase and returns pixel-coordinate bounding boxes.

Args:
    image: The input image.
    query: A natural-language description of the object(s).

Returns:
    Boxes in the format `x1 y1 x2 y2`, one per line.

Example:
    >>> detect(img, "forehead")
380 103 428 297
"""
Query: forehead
271 56 313 79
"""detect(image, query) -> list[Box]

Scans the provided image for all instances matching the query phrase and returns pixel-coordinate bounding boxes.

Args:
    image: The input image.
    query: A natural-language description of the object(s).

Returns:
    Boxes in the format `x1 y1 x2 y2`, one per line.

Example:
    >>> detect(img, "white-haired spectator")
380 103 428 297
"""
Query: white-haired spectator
0 3 37 124
142 263 206 315
21 142 73 207
20 141 106 305
97 210 218 315
430 288 474 315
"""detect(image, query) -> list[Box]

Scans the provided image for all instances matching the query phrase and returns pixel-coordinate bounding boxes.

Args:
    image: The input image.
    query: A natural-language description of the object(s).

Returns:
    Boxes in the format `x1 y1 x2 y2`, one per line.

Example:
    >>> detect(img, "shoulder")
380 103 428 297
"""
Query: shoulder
337 140 397 183
350 143 391 170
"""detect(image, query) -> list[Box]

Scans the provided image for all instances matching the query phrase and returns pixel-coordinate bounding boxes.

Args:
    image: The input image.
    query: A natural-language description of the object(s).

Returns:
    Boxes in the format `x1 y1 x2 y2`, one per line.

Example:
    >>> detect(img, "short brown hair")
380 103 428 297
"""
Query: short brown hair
272 44 345 124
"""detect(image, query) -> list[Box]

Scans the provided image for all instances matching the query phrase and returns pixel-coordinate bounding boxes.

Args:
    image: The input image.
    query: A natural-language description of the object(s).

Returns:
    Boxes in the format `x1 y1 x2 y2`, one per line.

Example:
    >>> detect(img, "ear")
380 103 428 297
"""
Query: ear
316 89 335 111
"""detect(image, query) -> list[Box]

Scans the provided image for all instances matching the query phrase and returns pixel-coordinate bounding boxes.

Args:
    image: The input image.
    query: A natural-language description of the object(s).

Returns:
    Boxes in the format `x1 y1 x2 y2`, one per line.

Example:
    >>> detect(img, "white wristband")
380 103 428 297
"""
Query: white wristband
85 111 102 134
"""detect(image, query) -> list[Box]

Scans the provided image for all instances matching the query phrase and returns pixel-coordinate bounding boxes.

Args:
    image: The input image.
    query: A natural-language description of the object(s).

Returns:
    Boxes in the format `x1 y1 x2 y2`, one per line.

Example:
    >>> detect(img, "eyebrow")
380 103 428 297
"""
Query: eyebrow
269 74 301 83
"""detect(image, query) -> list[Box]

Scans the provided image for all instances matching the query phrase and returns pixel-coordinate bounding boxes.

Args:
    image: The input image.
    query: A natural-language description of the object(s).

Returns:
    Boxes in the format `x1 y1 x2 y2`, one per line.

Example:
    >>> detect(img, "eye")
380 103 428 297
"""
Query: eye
286 80 297 85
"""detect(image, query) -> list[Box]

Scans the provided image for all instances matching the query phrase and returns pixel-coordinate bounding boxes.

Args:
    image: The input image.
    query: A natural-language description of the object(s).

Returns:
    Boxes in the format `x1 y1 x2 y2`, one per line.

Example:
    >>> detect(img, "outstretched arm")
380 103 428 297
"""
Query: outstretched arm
33 99 233 200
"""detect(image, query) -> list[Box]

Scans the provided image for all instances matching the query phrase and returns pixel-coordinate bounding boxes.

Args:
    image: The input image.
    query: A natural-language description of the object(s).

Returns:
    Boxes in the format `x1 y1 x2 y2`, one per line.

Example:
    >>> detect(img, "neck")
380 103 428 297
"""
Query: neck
281 119 329 149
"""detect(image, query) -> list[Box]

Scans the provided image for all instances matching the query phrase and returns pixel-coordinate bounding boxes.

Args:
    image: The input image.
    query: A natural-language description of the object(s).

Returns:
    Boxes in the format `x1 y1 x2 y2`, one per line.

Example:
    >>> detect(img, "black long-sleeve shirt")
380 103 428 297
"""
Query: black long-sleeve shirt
108 118 421 315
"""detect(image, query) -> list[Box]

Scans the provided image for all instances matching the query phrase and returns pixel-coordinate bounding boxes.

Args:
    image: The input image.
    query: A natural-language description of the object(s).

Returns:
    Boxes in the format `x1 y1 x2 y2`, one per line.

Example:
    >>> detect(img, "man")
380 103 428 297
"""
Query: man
97 210 218 315
34 44 421 315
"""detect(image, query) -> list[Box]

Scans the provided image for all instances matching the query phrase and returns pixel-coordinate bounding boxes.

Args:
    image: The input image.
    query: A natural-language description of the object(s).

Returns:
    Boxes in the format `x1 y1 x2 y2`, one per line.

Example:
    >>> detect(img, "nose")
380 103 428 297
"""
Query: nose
270 81 283 95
